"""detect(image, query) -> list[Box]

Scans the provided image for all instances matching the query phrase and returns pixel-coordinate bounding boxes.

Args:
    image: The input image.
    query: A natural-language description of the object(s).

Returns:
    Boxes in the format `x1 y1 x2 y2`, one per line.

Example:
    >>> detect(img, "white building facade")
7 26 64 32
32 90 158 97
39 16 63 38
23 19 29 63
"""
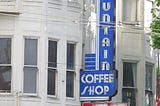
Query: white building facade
83 0 156 106
0 0 82 106
0 0 157 106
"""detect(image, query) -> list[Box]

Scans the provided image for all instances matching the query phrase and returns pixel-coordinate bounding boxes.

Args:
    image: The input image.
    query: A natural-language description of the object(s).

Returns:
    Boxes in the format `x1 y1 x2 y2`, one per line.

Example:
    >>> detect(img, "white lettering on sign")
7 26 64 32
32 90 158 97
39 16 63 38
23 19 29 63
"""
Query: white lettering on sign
99 1 112 71
81 85 109 95
102 2 111 11
102 38 110 47
81 74 114 84
81 74 114 95
104 50 108 58
101 61 110 70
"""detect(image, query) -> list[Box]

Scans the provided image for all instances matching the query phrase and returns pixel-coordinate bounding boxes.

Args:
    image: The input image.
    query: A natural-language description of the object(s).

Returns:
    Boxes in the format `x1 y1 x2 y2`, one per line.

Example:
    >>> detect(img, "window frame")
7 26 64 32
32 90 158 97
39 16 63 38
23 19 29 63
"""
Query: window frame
66 42 76 99
122 61 138 106
122 0 139 24
47 39 58 97
145 63 154 106
0 37 12 94
23 37 39 96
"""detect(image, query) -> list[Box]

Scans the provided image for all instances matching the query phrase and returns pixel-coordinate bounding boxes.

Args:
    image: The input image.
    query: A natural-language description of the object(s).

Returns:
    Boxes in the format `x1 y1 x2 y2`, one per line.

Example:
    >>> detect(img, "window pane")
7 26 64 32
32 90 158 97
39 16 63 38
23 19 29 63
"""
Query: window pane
23 67 37 93
24 39 37 65
0 38 11 64
122 88 136 106
0 66 11 92
67 43 75 70
123 0 137 22
146 64 152 90
145 91 153 106
47 69 56 95
48 41 57 68
66 71 74 97
123 62 137 87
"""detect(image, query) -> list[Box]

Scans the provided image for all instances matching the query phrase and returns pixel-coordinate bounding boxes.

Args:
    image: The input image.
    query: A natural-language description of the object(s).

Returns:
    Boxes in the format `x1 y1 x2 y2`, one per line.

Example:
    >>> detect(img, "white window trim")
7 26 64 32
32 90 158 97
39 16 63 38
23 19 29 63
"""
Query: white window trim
22 37 39 96
66 42 76 99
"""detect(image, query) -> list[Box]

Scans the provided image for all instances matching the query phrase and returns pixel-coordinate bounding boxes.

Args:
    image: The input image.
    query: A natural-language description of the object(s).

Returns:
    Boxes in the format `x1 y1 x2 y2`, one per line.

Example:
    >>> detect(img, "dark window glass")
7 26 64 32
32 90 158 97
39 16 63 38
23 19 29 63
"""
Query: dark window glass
47 40 57 95
24 39 37 65
123 62 137 87
48 41 57 67
66 43 75 98
47 69 56 95
0 38 11 93
0 38 11 64
66 71 74 97
0 66 11 92
122 88 136 106
146 64 152 90
23 67 37 93
67 43 75 70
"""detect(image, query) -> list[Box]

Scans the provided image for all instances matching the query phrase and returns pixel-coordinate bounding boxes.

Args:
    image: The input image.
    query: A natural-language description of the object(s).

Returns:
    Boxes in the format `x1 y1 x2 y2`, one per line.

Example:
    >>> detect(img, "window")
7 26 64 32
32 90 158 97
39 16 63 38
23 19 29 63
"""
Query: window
122 89 136 106
145 63 153 106
122 0 138 22
145 64 152 90
145 91 153 106
47 40 57 96
23 38 38 94
122 62 137 106
0 38 11 93
66 43 75 98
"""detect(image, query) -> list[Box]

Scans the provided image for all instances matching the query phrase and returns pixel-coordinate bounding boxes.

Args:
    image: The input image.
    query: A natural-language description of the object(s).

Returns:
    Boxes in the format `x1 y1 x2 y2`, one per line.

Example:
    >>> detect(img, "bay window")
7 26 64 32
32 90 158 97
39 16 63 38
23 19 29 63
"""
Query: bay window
122 0 138 23
47 40 57 96
122 62 137 106
0 38 11 93
23 38 38 94
66 43 75 98
145 63 153 106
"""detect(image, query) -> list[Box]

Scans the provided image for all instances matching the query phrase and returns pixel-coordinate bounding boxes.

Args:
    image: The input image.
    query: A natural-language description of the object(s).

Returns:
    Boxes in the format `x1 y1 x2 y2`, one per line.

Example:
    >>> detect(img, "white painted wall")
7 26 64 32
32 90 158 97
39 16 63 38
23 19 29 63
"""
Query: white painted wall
0 0 82 106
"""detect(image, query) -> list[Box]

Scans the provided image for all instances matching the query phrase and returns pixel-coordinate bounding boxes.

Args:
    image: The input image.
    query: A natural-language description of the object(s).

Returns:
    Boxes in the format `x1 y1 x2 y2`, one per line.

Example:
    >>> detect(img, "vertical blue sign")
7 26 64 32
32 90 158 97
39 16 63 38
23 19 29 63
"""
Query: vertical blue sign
97 0 114 71
80 0 117 101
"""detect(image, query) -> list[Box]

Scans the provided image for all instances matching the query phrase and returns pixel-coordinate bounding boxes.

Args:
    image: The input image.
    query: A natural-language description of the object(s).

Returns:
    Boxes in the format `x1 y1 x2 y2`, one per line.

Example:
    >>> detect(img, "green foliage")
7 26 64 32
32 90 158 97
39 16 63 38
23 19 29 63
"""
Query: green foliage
150 0 160 49
156 0 160 6
157 66 160 77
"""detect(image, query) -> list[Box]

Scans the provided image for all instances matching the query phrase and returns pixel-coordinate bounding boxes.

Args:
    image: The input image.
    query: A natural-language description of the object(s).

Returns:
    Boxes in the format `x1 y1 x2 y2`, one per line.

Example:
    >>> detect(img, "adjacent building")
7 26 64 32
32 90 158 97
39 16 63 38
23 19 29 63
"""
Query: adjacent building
0 0 157 106
0 0 82 106
83 0 156 106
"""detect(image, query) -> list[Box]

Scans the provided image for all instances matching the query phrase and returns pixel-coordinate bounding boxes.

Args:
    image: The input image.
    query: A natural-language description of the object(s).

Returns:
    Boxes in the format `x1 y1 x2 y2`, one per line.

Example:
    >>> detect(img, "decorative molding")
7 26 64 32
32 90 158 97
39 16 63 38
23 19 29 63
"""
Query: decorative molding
48 0 62 6
67 0 81 9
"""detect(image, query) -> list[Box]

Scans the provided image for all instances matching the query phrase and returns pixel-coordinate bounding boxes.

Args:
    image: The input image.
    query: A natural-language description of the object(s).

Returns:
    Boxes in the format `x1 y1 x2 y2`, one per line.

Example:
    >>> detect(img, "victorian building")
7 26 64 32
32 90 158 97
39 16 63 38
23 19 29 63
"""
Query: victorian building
83 0 156 106
0 0 82 106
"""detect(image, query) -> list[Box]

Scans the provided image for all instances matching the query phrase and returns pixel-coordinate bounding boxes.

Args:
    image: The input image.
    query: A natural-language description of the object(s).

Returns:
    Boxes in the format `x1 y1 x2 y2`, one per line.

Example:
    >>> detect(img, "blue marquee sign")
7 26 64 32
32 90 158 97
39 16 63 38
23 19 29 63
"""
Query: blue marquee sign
80 71 117 100
80 0 117 101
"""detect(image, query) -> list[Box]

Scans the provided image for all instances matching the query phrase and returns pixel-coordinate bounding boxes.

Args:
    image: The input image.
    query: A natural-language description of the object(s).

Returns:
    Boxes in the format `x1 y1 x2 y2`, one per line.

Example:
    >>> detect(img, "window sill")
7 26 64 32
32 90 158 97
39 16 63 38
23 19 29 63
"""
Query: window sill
121 21 140 26
66 97 76 102
145 89 153 92
47 95 58 99
22 93 38 97
0 92 13 96
123 86 137 90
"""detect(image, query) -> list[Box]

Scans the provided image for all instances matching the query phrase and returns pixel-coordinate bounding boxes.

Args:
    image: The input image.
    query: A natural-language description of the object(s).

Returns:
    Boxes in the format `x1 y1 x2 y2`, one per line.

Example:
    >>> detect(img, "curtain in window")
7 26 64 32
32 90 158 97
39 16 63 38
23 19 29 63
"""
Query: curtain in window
123 62 137 87
123 0 137 22
0 38 11 93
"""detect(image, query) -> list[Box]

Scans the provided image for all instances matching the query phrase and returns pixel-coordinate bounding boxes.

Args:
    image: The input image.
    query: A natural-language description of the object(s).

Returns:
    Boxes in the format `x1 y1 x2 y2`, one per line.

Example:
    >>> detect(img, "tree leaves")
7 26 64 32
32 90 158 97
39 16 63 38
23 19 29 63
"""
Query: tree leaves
150 0 160 49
